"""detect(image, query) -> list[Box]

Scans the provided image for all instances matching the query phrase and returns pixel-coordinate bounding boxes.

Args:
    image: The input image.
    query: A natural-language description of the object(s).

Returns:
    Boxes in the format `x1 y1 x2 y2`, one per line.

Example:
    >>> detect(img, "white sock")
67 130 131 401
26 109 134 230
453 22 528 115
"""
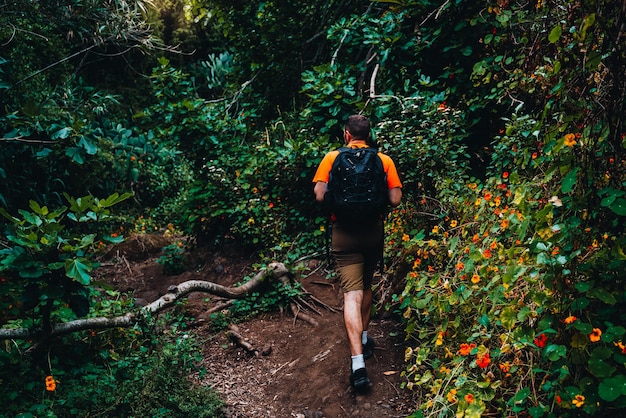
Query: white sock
361 331 368 345
351 354 365 372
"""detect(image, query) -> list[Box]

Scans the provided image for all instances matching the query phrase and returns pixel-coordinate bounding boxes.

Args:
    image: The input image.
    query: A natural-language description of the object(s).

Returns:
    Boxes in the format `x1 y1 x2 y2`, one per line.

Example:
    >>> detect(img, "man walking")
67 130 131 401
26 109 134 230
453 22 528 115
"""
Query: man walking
312 114 402 391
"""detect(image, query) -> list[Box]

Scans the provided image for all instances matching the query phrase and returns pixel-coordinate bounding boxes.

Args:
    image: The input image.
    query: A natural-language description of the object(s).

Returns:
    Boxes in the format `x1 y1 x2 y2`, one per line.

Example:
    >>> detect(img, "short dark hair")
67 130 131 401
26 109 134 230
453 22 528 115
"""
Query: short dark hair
344 115 370 140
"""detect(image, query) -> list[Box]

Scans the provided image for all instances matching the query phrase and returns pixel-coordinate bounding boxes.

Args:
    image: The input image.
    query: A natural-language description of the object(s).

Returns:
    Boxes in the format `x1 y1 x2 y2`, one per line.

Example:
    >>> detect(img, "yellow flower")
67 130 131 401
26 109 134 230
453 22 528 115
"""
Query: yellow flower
564 133 576 147
450 220 458 228
403 307 412 319
471 274 480 284
402 234 410 242
447 389 457 403
432 225 440 234
404 346 414 362
590 328 602 342
572 394 585 408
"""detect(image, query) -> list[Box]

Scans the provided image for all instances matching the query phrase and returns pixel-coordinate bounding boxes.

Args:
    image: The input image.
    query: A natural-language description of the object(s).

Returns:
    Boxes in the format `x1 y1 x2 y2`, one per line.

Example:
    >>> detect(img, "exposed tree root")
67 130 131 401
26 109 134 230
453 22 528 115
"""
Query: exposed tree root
1 262 289 341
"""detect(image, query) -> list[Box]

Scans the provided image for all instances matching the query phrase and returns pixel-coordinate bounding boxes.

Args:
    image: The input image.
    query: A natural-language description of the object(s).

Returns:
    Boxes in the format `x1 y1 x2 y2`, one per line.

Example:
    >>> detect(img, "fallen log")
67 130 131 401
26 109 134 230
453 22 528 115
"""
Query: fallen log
0 262 289 341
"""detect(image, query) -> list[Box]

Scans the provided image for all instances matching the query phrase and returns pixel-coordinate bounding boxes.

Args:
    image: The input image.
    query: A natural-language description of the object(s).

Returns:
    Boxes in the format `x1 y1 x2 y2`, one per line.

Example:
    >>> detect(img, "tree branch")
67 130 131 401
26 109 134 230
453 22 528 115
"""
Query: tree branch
0 262 290 341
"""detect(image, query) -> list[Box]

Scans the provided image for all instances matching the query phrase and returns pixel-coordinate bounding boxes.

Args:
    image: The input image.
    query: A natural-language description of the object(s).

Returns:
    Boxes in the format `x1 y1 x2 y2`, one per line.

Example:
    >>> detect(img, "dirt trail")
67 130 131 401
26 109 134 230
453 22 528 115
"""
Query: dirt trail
100 235 415 417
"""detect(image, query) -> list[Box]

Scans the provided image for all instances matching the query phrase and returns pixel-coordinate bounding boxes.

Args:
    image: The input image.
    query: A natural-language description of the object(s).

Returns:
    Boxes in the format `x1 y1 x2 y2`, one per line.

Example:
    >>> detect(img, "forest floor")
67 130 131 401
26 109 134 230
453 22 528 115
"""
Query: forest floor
97 234 417 418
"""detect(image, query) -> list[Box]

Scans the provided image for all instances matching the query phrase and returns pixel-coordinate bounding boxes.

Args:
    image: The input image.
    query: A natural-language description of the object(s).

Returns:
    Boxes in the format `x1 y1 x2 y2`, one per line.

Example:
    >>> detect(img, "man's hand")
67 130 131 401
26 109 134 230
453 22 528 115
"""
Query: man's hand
314 181 327 203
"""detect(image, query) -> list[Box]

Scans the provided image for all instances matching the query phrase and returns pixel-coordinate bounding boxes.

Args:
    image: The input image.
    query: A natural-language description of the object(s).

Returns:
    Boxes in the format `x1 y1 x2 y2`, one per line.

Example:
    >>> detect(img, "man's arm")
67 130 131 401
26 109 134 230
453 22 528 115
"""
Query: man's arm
314 181 327 203
388 187 402 207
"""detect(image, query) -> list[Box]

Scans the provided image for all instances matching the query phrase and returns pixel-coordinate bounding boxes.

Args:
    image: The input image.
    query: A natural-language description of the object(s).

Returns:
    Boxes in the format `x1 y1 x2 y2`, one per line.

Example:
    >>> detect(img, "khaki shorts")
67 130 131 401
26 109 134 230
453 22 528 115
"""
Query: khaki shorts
332 220 383 293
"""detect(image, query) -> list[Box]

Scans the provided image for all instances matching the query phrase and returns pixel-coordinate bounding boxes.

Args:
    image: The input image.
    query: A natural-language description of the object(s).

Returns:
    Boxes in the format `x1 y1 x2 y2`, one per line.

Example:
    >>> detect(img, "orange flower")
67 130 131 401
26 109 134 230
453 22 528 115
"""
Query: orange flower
499 361 510 373
564 315 577 324
464 393 474 404
447 388 457 403
459 343 476 356
532 152 538 159
471 274 480 284
502 171 509 179
482 249 492 258
614 341 626 354
476 352 491 368
500 219 509 229
484 192 492 201
564 133 576 147
456 262 465 271
534 333 547 348
472 233 480 243
590 328 602 342
45 376 56 392
572 394 585 408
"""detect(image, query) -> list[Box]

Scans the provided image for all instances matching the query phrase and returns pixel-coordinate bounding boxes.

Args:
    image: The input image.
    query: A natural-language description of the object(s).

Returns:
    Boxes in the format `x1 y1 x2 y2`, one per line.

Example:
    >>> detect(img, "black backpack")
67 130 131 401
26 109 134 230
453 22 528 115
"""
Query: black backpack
324 147 388 223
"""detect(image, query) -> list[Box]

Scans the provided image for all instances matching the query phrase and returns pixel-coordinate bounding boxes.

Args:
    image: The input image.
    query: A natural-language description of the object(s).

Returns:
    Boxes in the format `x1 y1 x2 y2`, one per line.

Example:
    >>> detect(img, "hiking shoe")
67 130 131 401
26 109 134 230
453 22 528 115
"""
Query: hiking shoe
350 367 371 391
363 335 375 360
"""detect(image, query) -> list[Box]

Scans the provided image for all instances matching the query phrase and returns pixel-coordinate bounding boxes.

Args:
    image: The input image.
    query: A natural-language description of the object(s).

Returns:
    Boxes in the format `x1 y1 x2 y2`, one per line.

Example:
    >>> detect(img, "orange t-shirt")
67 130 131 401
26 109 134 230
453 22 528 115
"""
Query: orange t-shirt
312 144 402 189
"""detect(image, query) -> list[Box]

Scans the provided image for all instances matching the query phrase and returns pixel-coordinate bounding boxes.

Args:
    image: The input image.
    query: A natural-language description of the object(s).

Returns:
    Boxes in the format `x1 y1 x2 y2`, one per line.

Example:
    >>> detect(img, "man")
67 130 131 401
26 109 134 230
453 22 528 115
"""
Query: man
312 114 402 391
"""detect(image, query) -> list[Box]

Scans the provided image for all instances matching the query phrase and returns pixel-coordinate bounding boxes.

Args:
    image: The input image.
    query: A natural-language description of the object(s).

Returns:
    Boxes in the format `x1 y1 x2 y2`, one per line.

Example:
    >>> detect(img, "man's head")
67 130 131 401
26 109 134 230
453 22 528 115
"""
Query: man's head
344 115 370 141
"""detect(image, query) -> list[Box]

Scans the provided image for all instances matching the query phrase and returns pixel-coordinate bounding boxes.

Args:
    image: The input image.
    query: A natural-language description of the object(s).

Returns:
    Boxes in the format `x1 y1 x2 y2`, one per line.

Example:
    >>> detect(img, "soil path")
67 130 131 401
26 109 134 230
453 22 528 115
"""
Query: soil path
100 235 415 417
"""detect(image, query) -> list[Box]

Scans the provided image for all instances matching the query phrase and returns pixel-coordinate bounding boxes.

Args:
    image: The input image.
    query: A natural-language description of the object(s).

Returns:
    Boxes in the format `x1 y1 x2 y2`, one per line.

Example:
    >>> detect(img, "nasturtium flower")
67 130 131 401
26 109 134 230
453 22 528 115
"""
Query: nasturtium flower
471 274 480 284
615 341 626 354
572 394 585 408
564 133 576 147
405 347 414 361
45 376 56 392
476 352 491 368
499 361 511 373
459 343 476 356
484 192 492 201
450 220 458 228
502 171 509 179
590 328 602 342
432 225 439 234
455 262 465 271
447 389 457 403
564 315 577 324
464 393 474 404
534 333 548 348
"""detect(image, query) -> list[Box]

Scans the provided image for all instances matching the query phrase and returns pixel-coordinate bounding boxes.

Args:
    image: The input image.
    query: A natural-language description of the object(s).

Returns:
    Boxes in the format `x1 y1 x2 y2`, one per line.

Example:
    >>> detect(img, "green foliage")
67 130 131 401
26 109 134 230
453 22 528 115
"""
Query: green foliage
156 240 187 276
0 314 223 417
0 193 131 330
208 269 303 331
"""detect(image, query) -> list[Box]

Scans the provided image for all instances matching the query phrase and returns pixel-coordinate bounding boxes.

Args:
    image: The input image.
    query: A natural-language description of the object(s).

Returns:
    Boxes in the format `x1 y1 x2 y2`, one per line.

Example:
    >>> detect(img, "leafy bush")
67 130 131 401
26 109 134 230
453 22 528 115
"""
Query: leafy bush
0 315 223 417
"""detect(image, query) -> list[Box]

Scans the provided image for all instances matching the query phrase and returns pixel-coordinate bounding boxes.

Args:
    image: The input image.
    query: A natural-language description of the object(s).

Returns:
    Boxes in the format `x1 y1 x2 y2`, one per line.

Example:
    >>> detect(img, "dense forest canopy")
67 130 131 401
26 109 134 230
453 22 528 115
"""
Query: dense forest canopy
1 0 625 416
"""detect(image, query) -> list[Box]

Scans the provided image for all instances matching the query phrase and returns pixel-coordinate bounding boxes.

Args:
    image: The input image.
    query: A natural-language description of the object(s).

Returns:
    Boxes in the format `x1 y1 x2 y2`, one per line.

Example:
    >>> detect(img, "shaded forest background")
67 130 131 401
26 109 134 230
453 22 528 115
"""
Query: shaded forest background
1 0 625 417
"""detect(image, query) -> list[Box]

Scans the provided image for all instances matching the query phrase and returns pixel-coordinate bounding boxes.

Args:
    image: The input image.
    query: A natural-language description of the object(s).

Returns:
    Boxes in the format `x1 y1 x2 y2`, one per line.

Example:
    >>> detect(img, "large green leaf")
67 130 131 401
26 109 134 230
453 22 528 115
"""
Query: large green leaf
561 167 579 193
609 198 626 216
65 258 92 285
548 25 562 43
598 375 626 402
